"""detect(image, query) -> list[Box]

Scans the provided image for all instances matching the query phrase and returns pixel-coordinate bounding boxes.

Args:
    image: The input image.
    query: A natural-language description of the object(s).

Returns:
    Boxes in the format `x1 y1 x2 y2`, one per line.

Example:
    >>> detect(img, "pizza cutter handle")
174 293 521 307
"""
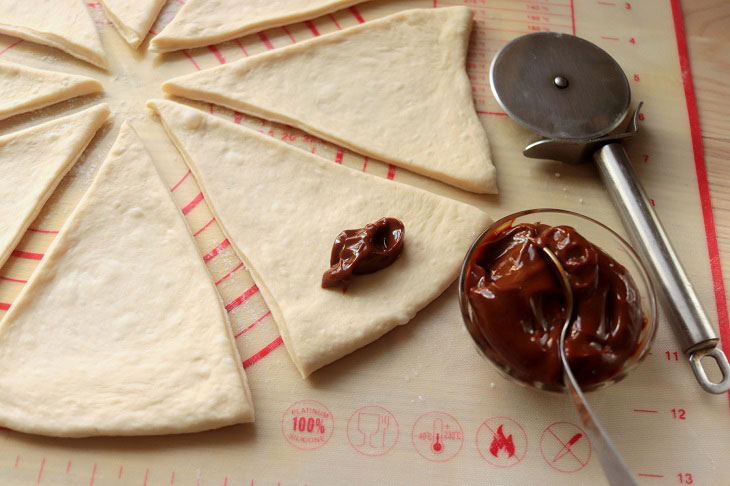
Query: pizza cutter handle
594 142 730 394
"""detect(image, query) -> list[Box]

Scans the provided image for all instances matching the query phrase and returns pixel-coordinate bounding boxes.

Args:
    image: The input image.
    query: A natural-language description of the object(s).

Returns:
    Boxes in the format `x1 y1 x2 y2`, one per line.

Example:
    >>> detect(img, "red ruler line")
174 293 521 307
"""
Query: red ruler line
170 169 191 192
193 217 216 237
28 228 59 234
11 250 43 260
0 39 23 56
0 303 10 311
181 192 204 215
328 13 342 30
183 50 201 70
670 0 730 407
281 25 296 44
235 310 272 339
258 32 274 50
225 284 259 313
243 336 283 369
207 45 226 64
386 165 396 180
0 276 26 283
235 39 249 56
202 239 230 263
304 20 320 37
349 6 365 24
215 263 244 286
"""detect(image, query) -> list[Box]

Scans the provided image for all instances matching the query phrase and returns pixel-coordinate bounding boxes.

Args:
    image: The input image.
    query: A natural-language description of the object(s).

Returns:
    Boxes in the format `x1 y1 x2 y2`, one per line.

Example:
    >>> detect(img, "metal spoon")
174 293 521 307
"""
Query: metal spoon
542 246 638 486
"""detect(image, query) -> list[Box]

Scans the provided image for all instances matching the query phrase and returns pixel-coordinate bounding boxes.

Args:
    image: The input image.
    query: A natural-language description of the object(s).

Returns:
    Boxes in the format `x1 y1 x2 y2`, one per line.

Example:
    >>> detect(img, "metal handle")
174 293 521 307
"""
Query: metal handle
594 143 730 393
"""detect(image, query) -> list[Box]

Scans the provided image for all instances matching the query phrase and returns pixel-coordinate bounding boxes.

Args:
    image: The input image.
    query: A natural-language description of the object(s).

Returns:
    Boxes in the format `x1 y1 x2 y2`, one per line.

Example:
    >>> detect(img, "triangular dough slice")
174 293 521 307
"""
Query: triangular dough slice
99 0 166 48
149 0 365 53
0 122 254 437
0 0 107 68
0 103 110 270
0 61 103 121
161 7 496 194
148 99 492 377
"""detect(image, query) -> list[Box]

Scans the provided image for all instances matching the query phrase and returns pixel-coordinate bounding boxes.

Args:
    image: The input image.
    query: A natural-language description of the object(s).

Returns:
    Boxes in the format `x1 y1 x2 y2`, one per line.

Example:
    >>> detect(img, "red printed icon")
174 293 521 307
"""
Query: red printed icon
476 416 527 468
281 400 334 450
411 411 463 462
540 422 592 473
346 406 399 456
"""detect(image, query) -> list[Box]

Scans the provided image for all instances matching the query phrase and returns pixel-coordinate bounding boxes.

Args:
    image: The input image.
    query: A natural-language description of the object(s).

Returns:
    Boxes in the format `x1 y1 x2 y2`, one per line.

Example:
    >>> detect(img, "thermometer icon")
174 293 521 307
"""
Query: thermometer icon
431 418 444 454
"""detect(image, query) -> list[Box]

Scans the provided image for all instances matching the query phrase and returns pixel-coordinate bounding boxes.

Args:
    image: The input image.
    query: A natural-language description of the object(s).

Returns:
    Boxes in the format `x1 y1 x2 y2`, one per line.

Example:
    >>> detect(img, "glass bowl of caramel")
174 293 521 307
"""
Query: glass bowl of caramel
458 208 657 393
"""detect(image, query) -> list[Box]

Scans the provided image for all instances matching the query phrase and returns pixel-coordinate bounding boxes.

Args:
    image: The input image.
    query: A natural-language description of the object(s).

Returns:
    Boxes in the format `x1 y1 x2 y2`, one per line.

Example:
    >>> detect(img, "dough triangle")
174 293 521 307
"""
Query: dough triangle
0 61 103 121
0 122 254 437
99 0 166 48
161 7 496 194
148 99 492 377
0 103 110 270
0 0 107 68
149 0 365 53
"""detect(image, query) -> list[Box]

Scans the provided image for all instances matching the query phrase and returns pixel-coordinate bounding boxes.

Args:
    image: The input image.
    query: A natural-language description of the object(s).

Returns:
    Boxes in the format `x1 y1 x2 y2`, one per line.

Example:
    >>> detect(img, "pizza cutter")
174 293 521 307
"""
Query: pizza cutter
490 32 730 395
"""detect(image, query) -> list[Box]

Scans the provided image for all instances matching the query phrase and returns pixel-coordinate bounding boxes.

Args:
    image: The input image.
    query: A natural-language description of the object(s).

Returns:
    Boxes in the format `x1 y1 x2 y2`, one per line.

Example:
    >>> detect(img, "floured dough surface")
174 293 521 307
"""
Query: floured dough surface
0 122 254 437
0 60 103 121
149 100 492 377
149 0 366 52
0 0 107 68
161 7 496 194
99 0 166 48
0 103 110 270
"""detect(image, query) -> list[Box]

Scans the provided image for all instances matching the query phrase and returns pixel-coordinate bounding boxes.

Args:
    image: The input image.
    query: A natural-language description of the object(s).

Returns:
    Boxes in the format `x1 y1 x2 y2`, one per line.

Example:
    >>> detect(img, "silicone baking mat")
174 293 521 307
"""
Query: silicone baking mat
0 0 728 484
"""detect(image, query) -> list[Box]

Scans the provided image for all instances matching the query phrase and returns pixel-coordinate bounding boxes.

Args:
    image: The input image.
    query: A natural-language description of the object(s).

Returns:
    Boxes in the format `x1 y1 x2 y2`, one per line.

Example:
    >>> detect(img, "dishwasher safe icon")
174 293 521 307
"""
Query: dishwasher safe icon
346 406 399 456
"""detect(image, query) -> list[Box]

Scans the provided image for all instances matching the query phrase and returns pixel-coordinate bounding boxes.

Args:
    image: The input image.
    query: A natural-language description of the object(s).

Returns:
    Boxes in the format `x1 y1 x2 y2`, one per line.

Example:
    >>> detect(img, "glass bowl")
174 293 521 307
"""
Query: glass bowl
458 208 658 393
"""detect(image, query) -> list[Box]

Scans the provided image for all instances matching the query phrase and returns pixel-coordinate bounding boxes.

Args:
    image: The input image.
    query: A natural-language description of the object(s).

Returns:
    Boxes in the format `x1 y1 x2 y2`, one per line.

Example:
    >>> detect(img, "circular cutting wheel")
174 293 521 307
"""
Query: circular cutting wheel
489 32 631 140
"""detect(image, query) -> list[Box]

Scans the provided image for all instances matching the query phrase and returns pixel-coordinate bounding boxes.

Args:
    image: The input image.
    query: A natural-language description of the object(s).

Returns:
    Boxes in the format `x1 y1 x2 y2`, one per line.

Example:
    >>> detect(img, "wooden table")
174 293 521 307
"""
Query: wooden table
684 0 730 295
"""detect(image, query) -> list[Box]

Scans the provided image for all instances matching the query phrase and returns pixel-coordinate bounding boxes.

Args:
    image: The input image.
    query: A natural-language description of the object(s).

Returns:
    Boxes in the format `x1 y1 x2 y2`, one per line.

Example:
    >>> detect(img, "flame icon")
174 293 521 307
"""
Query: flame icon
489 425 516 458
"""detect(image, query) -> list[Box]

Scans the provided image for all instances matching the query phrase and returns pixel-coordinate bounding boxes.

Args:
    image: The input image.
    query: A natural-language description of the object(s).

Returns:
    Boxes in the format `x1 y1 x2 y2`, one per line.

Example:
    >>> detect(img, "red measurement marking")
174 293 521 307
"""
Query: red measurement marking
193 217 216 237
242 335 284 368
225 284 259 313
181 192 204 215
170 471 175 485
387 165 397 180
0 276 26 283
638 473 665 478
633 409 658 413
11 250 43 260
143 468 149 486
598 1 616 4
224 477 228 486
235 39 249 56
36 457 45 485
362 156 369 172
209 103 214 114
66 460 72 474
0 303 10 311
328 13 342 30
281 25 296 44
233 112 243 124
170 169 191 192
202 239 231 263
183 50 201 70
207 45 226 64
87 2 101 6
28 228 59 234
215 263 244 286
305 20 320 37
350 6 365 23
235 310 272 339
117 465 123 479
570 0 576 34
671 0 730 408
14 455 20 468
468 5 571 18
90 463 97 486
477 111 508 116
0 39 23 56
601 36 620 41
334 150 344 164
258 32 274 50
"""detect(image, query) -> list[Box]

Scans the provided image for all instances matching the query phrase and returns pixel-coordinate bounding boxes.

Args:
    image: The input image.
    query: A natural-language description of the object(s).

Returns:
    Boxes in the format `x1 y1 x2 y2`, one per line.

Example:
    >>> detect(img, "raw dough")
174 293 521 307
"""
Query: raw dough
99 0 166 48
148 99 492 377
161 7 496 194
149 0 366 53
0 103 110 270
0 60 103 121
0 0 107 69
0 122 254 437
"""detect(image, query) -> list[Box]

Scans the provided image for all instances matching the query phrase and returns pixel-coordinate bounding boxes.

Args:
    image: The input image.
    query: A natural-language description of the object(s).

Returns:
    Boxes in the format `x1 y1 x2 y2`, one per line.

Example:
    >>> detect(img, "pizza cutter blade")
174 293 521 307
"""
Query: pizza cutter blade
490 32 730 395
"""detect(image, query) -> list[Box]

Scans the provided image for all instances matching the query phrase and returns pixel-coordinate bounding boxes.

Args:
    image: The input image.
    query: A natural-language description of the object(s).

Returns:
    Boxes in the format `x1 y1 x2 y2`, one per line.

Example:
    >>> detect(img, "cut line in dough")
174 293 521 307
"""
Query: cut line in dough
0 103 111 271
148 99 492 377
99 0 166 49
0 121 254 437
149 0 367 53
161 7 496 194
0 60 103 121
0 0 107 69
